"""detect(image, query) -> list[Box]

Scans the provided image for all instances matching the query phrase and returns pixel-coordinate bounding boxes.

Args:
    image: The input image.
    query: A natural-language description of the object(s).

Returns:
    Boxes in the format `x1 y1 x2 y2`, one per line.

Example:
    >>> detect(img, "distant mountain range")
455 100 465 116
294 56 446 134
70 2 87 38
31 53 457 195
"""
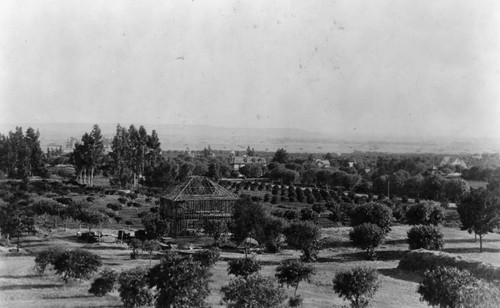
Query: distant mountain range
1 123 499 154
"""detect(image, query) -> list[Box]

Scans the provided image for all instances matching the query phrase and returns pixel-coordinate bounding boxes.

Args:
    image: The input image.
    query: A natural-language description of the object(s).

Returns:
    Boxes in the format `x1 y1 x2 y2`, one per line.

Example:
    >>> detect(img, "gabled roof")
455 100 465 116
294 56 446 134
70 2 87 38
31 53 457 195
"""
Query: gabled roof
163 176 239 201
230 156 267 165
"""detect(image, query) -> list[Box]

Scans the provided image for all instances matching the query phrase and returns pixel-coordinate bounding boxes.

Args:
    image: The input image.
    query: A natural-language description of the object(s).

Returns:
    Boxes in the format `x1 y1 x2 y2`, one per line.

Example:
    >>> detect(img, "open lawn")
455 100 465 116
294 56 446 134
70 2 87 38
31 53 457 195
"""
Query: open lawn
2 225 500 308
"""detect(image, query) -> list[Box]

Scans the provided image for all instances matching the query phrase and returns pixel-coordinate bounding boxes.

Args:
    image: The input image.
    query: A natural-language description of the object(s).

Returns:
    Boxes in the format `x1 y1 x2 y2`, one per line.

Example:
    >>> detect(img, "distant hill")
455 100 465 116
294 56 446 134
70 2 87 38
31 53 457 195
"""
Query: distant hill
1 123 499 154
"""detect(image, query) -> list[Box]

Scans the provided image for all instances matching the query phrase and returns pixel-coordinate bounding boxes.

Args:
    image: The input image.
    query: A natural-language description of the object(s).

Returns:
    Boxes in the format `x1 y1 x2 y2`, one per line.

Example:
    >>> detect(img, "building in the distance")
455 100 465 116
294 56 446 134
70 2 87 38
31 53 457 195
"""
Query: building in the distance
160 176 239 237
227 154 267 171
314 159 331 168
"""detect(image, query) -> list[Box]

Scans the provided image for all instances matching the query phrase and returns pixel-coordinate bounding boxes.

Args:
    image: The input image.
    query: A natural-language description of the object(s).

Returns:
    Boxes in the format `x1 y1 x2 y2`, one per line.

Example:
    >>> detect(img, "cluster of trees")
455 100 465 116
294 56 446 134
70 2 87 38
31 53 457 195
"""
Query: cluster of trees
0 127 46 179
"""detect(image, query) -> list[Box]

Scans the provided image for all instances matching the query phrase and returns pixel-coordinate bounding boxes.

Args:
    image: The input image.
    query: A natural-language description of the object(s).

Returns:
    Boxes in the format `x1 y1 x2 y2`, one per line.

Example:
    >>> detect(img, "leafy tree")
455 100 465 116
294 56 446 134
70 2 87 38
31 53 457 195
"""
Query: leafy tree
142 240 159 266
349 223 385 260
89 268 117 296
418 266 500 308
193 247 220 268
272 148 289 164
262 216 287 253
228 257 261 277
118 267 154 308
405 201 444 226
128 239 143 259
34 247 64 274
221 274 287 308
203 219 228 246
333 266 380 308
239 163 264 178
148 252 211 308
284 221 322 262
53 249 102 282
407 225 444 250
0 202 36 247
141 212 170 240
350 202 393 233
275 259 315 300
457 188 500 252
231 197 267 243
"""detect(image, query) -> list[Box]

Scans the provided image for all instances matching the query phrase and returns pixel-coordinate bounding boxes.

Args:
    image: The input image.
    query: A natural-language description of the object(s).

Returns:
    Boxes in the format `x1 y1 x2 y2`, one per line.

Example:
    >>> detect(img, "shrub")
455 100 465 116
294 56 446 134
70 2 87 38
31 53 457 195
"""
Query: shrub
118 197 127 204
53 249 102 282
284 220 322 262
405 201 444 226
221 274 287 308
193 247 220 268
333 266 380 308
350 202 392 233
349 223 385 260
34 247 64 274
407 225 444 250
275 259 315 298
227 258 261 277
418 266 500 308
89 268 117 296
118 267 153 308
148 252 211 308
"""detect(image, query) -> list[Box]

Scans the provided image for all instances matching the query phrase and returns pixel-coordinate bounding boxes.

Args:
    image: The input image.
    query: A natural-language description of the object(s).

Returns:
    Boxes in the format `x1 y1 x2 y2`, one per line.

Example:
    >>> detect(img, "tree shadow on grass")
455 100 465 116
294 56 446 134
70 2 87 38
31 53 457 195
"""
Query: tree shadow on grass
443 247 500 254
0 274 42 279
82 245 127 251
378 268 423 284
326 250 407 263
0 284 63 291
384 239 407 246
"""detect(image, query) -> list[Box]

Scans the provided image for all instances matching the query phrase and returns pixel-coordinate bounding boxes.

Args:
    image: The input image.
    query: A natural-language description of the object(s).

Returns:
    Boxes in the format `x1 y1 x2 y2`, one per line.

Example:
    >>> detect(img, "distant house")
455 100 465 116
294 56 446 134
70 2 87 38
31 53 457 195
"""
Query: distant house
440 157 468 169
228 155 267 171
314 159 331 168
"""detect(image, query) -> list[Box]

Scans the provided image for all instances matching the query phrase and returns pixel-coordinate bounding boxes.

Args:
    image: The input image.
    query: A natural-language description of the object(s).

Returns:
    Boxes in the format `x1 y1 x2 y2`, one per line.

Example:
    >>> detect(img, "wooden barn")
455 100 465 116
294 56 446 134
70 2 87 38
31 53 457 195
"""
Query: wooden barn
160 176 239 237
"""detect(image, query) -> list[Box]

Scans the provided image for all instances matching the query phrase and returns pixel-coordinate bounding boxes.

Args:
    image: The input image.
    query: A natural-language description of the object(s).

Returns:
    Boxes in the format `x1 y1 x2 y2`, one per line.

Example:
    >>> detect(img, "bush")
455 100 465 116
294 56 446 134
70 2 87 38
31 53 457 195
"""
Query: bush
405 201 444 226
418 266 500 308
284 221 322 262
227 258 261 277
118 267 153 308
53 249 102 282
221 274 287 308
34 247 64 274
333 266 380 308
193 247 220 268
118 197 127 204
89 268 117 296
398 249 500 283
349 223 385 260
407 225 444 250
350 202 392 233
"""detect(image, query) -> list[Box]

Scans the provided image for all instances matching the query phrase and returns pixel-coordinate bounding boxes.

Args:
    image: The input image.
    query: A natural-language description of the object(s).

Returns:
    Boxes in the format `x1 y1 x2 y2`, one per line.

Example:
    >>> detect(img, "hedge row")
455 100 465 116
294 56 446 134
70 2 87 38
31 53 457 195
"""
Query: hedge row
398 249 500 283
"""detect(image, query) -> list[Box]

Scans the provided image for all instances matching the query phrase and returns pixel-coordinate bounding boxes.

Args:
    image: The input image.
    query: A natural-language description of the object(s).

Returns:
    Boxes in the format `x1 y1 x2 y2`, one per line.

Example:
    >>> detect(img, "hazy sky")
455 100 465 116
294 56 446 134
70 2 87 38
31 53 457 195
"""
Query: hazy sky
1 0 499 140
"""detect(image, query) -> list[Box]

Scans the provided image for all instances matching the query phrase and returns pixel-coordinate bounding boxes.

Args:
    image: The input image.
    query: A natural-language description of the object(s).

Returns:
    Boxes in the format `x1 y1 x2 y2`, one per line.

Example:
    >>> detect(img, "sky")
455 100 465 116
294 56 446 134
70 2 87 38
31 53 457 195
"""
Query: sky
1 0 499 140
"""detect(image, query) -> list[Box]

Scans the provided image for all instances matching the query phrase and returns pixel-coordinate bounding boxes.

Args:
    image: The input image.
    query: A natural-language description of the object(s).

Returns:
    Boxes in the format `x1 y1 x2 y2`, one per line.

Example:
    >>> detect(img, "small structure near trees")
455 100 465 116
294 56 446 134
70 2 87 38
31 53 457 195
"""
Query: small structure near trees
160 176 238 237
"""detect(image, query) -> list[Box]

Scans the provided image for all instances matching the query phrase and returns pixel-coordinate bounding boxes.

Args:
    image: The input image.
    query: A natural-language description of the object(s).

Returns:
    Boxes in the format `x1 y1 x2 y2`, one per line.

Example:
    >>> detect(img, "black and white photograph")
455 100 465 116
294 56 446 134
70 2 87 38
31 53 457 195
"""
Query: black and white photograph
0 0 499 307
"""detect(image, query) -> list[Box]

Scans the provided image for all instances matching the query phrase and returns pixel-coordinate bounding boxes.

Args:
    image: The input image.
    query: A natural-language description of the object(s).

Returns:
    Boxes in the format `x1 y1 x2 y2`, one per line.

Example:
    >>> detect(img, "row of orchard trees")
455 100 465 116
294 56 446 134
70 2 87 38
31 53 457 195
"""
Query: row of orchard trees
71 124 162 188
0 127 46 179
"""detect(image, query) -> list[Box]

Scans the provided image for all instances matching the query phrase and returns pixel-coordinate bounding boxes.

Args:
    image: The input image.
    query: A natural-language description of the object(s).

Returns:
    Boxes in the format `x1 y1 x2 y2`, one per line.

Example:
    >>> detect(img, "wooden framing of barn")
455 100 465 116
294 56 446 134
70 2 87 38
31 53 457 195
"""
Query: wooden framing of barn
160 176 239 237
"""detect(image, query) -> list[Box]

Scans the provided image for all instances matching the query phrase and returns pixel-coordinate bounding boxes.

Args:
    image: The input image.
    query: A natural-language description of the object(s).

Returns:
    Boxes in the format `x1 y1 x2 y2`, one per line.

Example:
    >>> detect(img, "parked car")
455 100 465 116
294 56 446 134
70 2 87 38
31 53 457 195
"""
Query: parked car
80 231 102 243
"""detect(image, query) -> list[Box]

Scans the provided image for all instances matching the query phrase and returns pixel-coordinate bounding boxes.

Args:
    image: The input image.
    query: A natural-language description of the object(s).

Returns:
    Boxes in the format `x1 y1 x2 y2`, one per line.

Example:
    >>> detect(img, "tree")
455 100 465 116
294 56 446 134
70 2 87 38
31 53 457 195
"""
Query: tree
275 259 315 303
34 247 64 274
284 221 322 262
227 257 261 277
193 247 220 268
407 225 444 250
350 202 393 233
203 219 228 246
418 266 500 308
349 223 385 260
231 197 267 243
141 212 170 240
239 163 264 178
405 201 444 226
221 274 287 308
148 252 211 308
118 267 154 308
89 268 117 296
53 249 102 282
128 239 143 259
457 188 500 252
0 201 36 248
272 148 289 164
333 266 380 308
142 240 159 266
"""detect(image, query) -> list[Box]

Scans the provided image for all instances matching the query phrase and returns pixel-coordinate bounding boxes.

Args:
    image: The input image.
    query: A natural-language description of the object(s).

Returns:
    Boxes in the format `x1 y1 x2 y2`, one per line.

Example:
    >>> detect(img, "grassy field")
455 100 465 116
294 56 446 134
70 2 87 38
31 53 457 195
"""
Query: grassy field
1 224 500 308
